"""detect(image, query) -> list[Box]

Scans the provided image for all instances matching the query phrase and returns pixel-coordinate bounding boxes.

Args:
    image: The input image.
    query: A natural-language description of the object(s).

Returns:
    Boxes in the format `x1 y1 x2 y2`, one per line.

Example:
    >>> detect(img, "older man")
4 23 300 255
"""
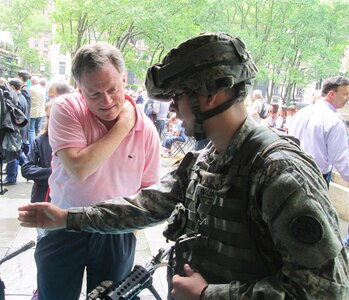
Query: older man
26 43 161 300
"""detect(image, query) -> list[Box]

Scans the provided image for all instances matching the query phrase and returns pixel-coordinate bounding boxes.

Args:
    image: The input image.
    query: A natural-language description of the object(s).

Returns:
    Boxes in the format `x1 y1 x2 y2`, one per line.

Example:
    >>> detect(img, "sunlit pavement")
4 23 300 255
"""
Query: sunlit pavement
0 153 347 299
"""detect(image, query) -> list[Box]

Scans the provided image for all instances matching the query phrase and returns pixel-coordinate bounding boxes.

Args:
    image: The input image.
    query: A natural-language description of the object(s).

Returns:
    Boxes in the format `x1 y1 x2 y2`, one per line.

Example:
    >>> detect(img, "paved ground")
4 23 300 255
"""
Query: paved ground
0 155 348 299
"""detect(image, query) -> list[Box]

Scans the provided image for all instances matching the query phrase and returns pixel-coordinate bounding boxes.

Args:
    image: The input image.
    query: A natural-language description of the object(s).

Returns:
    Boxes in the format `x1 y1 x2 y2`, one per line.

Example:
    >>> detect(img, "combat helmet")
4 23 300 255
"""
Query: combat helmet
145 32 258 140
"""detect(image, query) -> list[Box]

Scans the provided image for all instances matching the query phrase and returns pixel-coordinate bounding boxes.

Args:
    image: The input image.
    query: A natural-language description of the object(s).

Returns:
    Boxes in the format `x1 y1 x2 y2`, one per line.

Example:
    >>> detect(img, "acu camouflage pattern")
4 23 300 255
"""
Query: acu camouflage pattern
145 32 258 100
67 116 349 299
175 127 288 283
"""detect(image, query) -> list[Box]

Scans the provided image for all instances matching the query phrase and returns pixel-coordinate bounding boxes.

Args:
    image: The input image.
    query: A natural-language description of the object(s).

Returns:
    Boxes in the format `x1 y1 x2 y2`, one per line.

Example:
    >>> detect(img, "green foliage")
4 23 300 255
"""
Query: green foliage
1 0 348 92
0 0 50 73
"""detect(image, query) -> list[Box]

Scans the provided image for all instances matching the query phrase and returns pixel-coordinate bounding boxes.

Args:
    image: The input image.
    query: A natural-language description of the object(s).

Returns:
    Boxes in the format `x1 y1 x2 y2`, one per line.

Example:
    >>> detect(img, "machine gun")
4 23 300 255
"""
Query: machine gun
87 246 174 300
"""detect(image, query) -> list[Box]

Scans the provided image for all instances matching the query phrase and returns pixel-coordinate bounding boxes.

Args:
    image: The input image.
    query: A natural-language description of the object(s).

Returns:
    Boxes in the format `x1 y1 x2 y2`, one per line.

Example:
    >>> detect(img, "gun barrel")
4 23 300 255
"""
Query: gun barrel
0 240 35 265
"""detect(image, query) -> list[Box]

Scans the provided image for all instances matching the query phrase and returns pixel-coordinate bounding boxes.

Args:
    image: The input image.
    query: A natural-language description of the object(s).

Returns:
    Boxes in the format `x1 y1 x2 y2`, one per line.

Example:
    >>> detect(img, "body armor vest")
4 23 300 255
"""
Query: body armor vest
175 126 299 284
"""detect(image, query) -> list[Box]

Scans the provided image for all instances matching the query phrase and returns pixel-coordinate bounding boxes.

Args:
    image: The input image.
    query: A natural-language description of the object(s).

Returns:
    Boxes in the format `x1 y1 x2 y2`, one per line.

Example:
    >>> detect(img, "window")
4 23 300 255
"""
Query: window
59 62 66 75
34 40 39 47
44 40 49 49
296 88 304 97
273 86 280 95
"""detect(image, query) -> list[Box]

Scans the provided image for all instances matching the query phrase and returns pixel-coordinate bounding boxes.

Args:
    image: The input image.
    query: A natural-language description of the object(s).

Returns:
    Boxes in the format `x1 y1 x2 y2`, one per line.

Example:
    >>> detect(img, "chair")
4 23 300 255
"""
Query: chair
170 137 196 157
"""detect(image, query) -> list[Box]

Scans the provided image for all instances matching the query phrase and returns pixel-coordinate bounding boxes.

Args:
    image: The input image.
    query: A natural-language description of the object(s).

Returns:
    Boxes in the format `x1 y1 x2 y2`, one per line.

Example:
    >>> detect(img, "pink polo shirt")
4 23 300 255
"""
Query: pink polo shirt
48 92 161 209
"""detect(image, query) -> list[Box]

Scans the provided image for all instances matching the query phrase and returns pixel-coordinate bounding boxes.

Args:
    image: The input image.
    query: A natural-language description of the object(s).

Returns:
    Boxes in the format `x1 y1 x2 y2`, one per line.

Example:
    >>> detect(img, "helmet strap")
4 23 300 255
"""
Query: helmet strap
188 92 243 141
187 92 206 140
199 95 237 120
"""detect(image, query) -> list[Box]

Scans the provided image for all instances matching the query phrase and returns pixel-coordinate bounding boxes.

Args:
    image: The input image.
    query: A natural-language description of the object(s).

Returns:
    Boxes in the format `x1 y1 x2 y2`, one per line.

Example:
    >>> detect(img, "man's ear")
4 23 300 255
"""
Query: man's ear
198 93 218 112
327 90 335 100
206 94 218 107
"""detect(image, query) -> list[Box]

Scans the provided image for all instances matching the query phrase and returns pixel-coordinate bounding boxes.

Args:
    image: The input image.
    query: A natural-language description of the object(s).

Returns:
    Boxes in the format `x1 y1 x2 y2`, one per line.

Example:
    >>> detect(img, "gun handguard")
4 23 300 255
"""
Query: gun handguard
112 264 155 300
88 247 173 300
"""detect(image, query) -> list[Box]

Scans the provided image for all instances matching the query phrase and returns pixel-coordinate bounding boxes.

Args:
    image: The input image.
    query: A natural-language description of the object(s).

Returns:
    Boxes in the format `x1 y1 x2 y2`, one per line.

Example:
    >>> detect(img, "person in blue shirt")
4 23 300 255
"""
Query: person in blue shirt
161 114 187 157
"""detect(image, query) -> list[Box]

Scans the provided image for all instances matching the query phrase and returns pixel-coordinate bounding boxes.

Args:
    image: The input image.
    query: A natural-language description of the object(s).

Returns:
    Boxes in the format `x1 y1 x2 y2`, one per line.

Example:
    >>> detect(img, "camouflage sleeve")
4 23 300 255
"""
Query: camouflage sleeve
66 158 191 233
201 150 349 299
259 159 349 299
245 151 349 299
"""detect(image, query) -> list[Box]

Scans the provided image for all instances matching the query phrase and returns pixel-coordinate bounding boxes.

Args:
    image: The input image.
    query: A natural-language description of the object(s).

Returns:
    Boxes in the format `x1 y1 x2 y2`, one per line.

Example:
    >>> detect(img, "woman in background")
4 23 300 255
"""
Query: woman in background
21 80 70 203
21 100 54 202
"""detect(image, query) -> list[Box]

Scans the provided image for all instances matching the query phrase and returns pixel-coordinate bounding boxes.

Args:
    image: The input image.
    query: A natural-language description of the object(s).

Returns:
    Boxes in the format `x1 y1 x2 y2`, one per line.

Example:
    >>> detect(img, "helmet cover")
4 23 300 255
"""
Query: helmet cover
145 32 258 101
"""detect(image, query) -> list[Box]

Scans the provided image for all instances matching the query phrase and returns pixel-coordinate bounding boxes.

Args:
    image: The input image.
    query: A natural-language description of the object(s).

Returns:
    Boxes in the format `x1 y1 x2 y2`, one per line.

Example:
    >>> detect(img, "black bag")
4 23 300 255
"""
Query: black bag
0 83 28 163
259 101 269 119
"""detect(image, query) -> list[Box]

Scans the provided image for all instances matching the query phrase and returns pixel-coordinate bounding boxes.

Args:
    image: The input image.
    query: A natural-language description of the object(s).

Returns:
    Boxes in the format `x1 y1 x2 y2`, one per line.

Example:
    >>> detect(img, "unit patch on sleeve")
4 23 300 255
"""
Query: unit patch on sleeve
290 216 323 244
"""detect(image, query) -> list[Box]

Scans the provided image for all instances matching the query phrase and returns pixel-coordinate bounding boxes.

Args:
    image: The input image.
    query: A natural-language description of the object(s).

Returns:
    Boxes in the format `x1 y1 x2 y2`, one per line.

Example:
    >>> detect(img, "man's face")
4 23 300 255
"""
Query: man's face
78 60 125 124
330 85 349 109
172 93 199 137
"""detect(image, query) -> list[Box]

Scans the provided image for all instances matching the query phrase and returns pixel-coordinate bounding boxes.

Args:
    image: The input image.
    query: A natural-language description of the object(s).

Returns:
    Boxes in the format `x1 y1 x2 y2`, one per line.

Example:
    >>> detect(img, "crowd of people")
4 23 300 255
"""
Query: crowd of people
246 80 349 191
0 28 348 299
246 90 298 134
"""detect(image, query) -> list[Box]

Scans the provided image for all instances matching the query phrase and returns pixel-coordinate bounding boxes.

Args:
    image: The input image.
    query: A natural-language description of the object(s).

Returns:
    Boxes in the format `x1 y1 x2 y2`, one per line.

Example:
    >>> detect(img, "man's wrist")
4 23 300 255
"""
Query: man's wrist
113 118 133 134
199 285 208 300
66 208 84 231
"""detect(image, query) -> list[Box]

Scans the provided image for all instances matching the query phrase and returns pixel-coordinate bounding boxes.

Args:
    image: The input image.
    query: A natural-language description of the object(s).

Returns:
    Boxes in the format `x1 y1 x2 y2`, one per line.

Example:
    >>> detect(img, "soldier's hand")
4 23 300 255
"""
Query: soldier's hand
171 264 208 300
18 202 68 230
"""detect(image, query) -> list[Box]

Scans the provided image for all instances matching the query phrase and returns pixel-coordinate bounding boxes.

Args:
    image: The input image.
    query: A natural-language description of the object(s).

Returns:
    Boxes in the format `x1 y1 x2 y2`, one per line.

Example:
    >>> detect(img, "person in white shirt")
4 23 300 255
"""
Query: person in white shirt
29 76 46 143
288 76 349 187
249 89 263 123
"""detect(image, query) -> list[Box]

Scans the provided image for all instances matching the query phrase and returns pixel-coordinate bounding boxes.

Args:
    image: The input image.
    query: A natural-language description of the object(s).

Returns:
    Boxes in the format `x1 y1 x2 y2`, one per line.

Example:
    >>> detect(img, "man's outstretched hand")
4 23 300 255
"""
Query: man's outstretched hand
18 202 68 230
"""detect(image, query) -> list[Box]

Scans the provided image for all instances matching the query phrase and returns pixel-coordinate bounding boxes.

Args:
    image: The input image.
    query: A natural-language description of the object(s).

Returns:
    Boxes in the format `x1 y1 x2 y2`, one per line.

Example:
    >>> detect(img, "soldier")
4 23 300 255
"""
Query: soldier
19 33 349 299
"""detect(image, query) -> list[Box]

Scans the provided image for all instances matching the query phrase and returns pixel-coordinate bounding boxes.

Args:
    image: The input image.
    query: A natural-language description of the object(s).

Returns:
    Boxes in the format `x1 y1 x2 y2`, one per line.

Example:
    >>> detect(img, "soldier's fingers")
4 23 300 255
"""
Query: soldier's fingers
183 264 194 276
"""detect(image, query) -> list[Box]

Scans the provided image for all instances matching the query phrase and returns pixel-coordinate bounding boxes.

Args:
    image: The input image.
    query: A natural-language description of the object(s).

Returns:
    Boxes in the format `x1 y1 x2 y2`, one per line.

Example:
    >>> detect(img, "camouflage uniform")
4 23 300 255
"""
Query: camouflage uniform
67 116 349 299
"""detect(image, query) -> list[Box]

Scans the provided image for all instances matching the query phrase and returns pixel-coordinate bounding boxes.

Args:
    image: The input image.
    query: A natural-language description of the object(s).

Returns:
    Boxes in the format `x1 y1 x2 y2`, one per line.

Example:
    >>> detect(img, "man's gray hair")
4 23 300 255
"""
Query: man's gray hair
31 76 39 85
71 42 125 84
252 89 263 99
322 76 349 97
50 80 70 96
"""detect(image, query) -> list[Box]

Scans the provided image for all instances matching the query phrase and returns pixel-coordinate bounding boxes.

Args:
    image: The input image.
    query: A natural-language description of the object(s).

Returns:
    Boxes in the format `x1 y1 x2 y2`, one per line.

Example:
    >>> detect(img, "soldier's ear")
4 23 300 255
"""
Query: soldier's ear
206 94 217 106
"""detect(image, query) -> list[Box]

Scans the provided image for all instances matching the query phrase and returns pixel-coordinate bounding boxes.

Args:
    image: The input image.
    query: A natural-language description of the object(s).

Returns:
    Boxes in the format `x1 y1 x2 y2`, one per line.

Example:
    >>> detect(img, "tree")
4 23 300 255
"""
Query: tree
50 0 204 84
2 0 348 94
0 0 50 74
191 0 349 102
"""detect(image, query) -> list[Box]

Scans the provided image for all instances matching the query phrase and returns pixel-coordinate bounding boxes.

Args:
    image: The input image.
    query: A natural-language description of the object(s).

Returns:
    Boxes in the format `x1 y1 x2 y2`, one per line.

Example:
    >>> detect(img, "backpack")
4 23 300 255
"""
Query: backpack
0 83 28 163
144 99 156 121
259 101 269 119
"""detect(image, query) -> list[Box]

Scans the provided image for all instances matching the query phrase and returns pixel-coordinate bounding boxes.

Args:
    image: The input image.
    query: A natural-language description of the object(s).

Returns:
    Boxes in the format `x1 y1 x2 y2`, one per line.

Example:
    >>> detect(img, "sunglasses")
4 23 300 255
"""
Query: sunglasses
172 92 184 103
